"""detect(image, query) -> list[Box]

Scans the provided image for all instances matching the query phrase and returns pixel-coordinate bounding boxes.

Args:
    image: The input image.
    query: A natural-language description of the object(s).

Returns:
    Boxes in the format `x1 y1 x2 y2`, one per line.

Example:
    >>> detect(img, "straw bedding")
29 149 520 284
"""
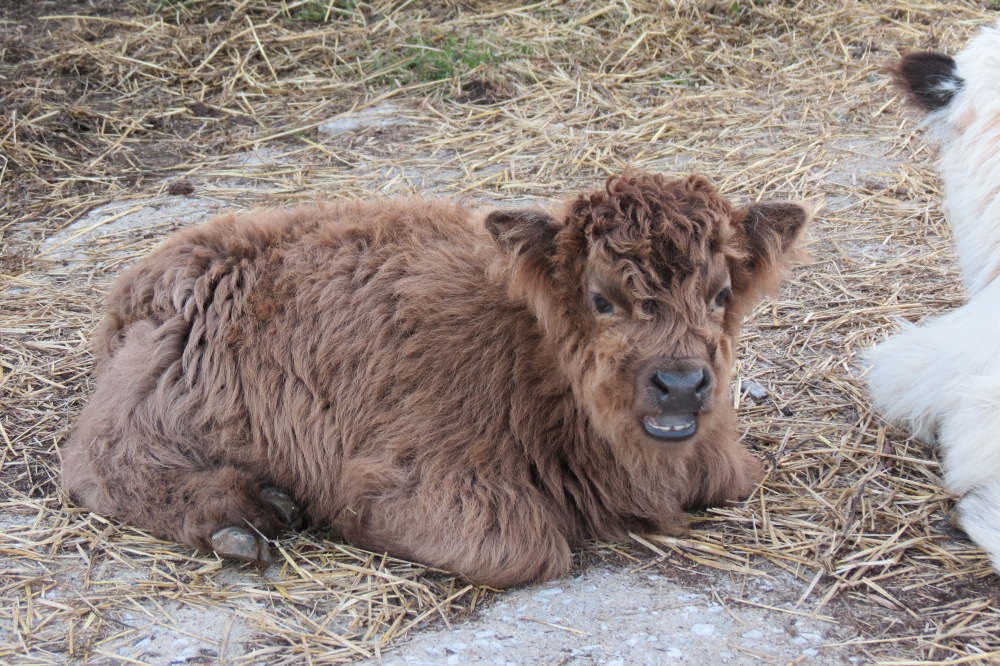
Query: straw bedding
2 0 998 663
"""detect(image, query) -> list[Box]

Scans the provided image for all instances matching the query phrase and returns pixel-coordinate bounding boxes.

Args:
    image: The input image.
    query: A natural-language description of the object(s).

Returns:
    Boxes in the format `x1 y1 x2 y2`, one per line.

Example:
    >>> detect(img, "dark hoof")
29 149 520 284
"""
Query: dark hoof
946 506 967 535
260 487 304 530
210 526 270 564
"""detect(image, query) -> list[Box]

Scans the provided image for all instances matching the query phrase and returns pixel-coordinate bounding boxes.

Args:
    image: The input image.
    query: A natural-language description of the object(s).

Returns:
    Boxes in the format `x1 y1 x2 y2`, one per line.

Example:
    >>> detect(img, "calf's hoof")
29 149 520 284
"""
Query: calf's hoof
946 506 967 535
260 487 305 530
211 526 271 564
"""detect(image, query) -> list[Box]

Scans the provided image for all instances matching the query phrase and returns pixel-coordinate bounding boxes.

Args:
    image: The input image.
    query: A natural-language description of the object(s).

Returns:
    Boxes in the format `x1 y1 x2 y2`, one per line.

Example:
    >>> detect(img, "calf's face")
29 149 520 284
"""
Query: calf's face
487 174 808 451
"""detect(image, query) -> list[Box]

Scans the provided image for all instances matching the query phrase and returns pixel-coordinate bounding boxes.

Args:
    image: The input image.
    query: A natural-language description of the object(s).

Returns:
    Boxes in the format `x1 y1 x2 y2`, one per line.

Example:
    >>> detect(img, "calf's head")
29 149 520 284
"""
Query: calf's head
486 173 808 451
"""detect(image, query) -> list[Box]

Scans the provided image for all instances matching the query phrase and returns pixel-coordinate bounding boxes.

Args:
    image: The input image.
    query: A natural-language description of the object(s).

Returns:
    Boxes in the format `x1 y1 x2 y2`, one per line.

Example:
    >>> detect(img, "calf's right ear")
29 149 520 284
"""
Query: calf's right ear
484 209 561 261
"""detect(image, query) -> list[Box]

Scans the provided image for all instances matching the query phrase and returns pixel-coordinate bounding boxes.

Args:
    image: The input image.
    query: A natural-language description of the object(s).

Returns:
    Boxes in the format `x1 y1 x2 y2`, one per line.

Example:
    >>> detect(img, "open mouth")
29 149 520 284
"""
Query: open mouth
642 413 697 441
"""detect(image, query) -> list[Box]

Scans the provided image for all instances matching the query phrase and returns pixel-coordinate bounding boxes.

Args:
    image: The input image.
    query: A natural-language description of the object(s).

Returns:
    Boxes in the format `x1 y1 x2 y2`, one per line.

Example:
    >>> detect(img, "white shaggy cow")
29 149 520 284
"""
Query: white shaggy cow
867 21 1000 571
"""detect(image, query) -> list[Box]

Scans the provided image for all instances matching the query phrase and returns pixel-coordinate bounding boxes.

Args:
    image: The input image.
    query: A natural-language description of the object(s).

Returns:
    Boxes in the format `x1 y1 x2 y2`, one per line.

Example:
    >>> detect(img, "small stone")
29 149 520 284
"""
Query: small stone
740 379 769 401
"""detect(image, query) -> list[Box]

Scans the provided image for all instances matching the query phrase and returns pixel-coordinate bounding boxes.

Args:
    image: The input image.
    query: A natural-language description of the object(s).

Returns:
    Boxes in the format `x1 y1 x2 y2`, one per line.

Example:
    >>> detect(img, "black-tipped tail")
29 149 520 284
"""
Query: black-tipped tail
890 50 964 112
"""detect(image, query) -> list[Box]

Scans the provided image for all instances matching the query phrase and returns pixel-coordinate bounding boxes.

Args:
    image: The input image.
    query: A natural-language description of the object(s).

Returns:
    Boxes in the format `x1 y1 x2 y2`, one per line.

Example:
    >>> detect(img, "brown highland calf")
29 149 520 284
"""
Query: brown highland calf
62 172 808 588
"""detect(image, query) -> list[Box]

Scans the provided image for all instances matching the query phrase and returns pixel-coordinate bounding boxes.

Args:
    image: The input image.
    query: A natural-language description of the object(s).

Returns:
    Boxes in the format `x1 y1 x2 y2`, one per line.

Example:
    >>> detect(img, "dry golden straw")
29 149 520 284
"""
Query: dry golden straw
2 1 998 663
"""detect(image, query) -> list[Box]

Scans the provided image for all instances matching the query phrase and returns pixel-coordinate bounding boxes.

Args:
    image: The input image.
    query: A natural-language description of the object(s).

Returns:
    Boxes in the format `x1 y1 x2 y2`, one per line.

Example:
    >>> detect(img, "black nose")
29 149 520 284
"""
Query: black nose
652 368 711 412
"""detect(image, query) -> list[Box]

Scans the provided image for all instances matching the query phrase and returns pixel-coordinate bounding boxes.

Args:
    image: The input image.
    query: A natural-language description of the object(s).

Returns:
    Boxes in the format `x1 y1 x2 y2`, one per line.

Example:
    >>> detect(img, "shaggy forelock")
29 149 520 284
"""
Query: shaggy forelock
563 173 738 302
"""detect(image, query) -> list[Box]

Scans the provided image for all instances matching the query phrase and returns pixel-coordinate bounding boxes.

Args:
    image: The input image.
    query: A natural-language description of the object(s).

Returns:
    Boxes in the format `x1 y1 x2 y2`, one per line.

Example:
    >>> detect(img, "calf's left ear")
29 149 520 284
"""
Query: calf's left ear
732 201 811 299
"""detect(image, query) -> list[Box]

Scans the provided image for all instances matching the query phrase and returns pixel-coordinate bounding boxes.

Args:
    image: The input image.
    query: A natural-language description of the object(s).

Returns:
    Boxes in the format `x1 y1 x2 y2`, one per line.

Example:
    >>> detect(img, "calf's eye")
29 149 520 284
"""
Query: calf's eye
591 292 616 315
713 286 732 309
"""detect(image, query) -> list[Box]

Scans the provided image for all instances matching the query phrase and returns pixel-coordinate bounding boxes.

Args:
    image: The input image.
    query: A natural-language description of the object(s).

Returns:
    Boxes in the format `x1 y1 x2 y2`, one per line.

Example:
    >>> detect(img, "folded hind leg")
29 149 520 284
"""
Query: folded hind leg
62 429 301 563
62 315 304 562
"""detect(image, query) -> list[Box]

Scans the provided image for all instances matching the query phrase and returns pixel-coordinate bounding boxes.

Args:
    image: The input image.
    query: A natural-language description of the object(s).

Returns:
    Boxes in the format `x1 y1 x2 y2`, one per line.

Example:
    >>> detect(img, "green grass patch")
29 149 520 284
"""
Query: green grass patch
289 0 356 22
400 36 514 83
151 0 198 9
364 35 529 86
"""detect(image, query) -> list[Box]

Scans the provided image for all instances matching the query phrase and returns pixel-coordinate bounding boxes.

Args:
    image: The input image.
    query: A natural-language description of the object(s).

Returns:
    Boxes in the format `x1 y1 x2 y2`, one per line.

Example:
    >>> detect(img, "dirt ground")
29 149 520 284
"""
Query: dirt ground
362 566 861 665
4 1 1000 664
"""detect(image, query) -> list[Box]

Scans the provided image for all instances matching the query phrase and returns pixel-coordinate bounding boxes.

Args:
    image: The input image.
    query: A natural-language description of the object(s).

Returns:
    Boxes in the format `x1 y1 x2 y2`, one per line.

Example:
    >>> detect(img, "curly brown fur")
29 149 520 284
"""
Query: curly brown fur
62 172 809 588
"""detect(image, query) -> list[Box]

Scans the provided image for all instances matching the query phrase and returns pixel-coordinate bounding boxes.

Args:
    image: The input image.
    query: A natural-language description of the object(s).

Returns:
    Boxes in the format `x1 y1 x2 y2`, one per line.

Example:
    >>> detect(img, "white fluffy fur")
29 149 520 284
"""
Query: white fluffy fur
957 480 1000 564
923 20 1000 295
868 278 1000 494
867 20 1000 572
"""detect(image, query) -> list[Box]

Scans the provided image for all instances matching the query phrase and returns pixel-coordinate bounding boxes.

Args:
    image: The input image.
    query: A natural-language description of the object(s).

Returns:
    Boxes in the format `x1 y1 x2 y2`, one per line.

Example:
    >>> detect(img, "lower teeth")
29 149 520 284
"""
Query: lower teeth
647 417 693 432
